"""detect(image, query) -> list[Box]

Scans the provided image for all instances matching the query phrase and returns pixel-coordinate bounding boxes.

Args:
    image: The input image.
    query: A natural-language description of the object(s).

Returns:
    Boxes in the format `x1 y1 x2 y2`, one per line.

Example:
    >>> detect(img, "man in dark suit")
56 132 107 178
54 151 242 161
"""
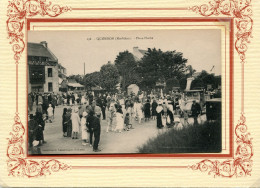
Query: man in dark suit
87 110 101 152
191 100 201 125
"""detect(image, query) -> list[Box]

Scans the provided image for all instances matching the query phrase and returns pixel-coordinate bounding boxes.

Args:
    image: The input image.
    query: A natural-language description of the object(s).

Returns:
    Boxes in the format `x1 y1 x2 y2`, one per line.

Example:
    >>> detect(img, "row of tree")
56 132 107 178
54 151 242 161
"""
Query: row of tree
68 48 221 92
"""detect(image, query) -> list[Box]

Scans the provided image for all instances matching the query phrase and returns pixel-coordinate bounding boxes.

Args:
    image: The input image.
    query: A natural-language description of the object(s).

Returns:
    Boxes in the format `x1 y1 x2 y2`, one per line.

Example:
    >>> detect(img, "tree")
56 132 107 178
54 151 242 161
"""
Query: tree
190 78 204 90
192 70 221 90
99 64 119 92
139 48 188 90
67 74 84 84
114 51 141 90
83 71 101 90
179 78 187 91
166 78 180 92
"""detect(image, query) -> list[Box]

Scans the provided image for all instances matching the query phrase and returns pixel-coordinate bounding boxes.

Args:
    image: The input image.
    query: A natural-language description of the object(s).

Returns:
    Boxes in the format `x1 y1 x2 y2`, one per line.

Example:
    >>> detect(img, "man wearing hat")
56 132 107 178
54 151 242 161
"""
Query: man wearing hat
87 110 101 152
191 100 201 125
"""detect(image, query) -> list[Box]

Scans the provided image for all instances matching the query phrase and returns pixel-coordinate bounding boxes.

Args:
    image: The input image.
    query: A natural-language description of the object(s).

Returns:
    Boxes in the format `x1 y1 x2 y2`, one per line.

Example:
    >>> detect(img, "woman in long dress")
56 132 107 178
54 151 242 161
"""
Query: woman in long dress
156 102 164 129
65 108 72 137
144 99 151 121
126 102 134 129
71 107 81 139
115 107 124 133
81 111 89 145
62 108 68 137
106 103 115 132
151 99 158 120
135 100 143 124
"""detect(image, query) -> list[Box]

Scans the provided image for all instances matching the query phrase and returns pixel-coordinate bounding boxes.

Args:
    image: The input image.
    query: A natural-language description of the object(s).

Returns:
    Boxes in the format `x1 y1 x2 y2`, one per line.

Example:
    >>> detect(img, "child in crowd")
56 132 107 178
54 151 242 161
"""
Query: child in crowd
47 104 53 123
124 113 130 131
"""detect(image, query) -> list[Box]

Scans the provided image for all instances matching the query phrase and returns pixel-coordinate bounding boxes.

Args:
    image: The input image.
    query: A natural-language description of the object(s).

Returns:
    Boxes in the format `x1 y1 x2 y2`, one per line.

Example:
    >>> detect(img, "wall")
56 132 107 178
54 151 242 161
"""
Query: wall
43 65 59 92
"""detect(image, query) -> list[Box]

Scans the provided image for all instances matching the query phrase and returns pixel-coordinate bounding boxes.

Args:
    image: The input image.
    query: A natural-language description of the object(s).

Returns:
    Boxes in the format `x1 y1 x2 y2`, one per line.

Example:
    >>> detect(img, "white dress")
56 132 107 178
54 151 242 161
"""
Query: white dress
71 112 80 133
135 103 143 119
81 97 86 104
115 112 124 131
81 117 88 140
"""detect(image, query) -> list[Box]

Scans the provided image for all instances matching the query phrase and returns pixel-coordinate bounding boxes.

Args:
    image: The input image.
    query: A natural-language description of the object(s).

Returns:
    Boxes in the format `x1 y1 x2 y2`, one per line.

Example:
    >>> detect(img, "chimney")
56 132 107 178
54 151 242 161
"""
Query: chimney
186 77 194 91
40 41 48 48
133 46 138 52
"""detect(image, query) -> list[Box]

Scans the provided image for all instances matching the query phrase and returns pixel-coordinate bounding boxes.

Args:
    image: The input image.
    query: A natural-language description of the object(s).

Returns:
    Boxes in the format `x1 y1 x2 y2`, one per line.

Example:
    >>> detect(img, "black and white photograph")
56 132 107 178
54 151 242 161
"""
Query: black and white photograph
27 29 222 155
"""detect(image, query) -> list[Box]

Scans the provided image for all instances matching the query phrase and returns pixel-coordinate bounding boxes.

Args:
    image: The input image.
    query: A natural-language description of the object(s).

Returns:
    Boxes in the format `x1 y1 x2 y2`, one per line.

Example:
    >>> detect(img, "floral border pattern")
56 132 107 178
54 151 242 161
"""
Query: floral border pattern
7 0 71 63
190 114 253 177
6 0 253 179
7 0 71 177
190 0 253 177
190 0 253 63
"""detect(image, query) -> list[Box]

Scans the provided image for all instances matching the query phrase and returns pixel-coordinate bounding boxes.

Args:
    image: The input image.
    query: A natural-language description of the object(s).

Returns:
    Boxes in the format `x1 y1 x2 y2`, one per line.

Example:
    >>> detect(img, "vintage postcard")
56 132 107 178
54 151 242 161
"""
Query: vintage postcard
0 0 260 187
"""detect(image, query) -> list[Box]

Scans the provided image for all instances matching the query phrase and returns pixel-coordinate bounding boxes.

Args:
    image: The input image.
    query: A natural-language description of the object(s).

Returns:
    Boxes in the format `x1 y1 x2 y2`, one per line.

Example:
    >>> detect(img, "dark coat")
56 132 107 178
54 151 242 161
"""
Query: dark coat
191 103 201 117
87 115 101 131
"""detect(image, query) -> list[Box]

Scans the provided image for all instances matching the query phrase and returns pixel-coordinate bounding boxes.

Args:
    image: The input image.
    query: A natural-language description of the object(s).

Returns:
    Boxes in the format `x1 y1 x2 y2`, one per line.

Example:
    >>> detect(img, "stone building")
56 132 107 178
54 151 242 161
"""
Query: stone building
28 41 66 93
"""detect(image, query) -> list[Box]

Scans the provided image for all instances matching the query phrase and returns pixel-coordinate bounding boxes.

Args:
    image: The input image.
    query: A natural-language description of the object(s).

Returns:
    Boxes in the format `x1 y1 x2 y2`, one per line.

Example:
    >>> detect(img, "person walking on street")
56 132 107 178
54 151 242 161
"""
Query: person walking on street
81 111 89 145
62 108 68 137
71 107 81 139
156 102 164 129
65 108 72 137
87 110 101 152
47 104 54 123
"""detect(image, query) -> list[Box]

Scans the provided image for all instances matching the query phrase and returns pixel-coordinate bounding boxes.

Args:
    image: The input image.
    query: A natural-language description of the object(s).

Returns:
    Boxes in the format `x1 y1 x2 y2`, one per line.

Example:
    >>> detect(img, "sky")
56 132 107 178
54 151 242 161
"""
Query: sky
28 29 221 76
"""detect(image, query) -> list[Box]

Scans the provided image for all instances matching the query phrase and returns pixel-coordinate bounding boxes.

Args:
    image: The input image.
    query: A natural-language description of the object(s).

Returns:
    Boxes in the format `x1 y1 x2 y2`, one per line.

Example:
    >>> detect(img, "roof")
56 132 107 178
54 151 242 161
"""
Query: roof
133 47 147 61
91 86 104 91
58 77 63 85
58 63 66 69
138 49 147 56
28 42 58 62
133 56 139 61
128 84 139 88
68 78 76 83
67 83 84 88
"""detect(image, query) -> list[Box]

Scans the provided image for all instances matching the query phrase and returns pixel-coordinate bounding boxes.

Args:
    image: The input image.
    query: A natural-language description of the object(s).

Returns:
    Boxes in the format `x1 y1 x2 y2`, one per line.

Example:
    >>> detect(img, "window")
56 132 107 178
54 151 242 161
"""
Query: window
48 68 53 77
48 82 53 92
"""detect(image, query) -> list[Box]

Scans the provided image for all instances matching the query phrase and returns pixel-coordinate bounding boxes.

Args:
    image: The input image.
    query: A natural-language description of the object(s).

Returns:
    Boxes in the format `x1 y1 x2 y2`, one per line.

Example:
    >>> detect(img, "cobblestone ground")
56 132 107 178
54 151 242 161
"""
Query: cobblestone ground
35 104 206 154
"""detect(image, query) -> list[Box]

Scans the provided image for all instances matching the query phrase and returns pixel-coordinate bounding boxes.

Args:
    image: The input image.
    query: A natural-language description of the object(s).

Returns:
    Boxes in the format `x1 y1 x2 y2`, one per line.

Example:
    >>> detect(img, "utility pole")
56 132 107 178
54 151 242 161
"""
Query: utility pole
84 62 85 75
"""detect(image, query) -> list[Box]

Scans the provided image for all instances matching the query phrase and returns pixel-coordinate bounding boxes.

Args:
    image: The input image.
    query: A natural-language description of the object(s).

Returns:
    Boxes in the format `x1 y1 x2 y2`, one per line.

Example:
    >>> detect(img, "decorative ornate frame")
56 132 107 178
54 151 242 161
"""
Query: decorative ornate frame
6 0 253 178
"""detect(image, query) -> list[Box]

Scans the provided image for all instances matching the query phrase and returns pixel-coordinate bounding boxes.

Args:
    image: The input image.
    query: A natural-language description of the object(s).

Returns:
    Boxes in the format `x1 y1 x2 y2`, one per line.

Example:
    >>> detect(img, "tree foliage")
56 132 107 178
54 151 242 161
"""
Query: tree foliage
99 64 119 92
114 51 141 90
67 74 84 85
191 70 221 90
139 48 187 90
83 71 101 90
166 78 180 92
179 78 187 91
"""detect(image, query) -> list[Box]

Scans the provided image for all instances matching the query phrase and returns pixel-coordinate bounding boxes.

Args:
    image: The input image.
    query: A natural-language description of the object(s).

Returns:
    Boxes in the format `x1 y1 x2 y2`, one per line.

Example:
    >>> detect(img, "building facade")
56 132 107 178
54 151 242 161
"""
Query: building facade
28 41 63 93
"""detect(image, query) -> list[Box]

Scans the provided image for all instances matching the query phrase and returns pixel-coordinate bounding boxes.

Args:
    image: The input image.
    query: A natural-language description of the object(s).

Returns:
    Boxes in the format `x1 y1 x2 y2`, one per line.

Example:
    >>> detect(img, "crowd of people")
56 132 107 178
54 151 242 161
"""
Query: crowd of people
28 90 203 154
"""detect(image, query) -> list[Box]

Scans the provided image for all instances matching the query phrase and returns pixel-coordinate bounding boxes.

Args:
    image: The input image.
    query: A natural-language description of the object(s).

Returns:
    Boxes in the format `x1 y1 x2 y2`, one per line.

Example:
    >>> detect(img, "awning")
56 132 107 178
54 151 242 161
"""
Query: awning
67 83 84 88
58 77 63 85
